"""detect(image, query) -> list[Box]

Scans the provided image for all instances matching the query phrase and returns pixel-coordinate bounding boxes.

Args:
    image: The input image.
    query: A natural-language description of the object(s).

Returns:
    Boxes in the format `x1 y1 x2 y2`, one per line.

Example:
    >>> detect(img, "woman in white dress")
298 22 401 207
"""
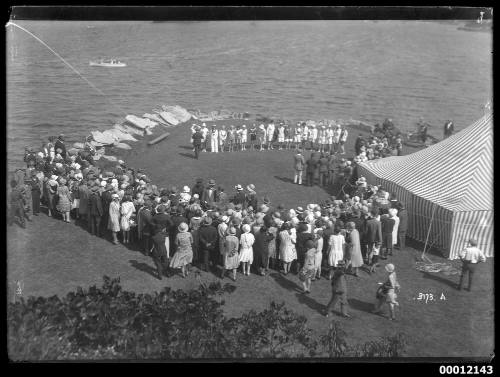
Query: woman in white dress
389 208 399 248
239 224 255 276
120 195 136 244
278 222 297 275
327 227 345 279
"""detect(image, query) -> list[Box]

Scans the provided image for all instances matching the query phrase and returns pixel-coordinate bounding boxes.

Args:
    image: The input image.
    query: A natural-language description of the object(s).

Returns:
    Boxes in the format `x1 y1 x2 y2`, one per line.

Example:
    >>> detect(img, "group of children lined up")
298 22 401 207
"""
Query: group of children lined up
190 121 349 153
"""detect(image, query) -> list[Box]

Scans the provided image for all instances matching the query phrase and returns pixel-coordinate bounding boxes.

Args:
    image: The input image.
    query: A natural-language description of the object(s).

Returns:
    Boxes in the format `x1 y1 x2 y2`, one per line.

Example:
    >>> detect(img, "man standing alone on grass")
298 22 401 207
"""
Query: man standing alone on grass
192 126 203 159
457 238 486 291
325 260 351 318
293 149 305 185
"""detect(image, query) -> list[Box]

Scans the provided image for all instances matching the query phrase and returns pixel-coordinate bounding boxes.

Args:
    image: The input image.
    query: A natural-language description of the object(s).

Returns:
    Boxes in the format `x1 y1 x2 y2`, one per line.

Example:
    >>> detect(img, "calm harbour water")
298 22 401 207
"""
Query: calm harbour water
6 20 492 171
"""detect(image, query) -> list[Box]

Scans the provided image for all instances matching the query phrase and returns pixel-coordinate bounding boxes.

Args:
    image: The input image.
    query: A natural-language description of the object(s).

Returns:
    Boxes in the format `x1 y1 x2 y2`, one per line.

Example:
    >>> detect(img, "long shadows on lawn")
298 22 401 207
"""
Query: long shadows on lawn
179 152 196 159
269 272 303 293
295 292 325 314
348 298 375 314
129 259 158 279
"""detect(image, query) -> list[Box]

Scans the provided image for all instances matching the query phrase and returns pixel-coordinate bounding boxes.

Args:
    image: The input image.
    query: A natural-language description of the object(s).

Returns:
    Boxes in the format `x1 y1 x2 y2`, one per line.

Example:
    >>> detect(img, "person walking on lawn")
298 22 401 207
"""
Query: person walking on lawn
457 238 486 291
325 260 351 318
373 263 400 320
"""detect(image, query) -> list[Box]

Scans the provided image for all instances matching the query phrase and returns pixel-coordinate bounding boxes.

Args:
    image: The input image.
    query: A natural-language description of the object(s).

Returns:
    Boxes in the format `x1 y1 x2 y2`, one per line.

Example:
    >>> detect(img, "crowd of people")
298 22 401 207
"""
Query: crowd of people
8 130 409 319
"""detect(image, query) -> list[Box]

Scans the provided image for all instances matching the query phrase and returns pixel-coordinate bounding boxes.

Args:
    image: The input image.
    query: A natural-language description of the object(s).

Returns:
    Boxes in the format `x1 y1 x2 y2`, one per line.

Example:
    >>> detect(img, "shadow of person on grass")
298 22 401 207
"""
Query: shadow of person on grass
129 259 158 279
421 271 458 289
348 298 375 313
295 292 325 314
274 176 295 184
178 145 193 150
268 272 303 293
179 152 196 159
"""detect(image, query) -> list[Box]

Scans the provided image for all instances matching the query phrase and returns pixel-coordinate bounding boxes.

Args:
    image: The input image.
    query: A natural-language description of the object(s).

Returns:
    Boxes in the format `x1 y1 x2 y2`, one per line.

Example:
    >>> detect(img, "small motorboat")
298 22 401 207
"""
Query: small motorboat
89 59 127 67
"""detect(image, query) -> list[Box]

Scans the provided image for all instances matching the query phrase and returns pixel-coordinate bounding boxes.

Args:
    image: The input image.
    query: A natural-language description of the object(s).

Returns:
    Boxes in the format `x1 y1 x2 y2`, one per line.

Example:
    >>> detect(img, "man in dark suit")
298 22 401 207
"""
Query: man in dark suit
202 179 218 208
198 216 218 272
100 184 113 235
231 184 246 207
151 225 170 280
364 208 382 273
192 126 203 159
88 185 104 237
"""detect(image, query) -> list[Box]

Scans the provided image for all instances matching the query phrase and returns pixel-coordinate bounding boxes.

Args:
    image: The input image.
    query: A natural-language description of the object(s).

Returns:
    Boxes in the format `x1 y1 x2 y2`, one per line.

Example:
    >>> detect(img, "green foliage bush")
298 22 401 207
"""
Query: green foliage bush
8 276 407 360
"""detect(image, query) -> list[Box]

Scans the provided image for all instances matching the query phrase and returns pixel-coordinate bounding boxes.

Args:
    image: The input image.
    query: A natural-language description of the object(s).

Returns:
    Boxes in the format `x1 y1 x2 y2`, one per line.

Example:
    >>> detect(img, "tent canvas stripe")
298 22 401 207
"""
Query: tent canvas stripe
356 113 493 259
450 211 494 259
358 113 492 212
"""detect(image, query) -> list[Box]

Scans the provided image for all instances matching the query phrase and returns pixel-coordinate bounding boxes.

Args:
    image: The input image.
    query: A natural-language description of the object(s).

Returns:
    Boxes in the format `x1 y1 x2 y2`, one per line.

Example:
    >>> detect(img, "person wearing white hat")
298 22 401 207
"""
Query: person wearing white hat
373 263 400 320
239 224 255 275
219 125 227 153
319 125 327 153
169 222 194 278
210 125 219 153
266 121 275 150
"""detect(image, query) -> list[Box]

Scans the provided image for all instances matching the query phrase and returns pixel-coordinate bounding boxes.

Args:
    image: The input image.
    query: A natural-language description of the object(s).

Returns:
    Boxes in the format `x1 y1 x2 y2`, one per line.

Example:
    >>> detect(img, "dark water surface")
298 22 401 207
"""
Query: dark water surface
7 20 492 171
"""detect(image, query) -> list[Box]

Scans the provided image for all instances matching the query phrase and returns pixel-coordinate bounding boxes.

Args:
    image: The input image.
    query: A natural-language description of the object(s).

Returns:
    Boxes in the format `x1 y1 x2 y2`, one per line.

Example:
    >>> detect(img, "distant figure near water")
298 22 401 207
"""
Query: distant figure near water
443 120 454 139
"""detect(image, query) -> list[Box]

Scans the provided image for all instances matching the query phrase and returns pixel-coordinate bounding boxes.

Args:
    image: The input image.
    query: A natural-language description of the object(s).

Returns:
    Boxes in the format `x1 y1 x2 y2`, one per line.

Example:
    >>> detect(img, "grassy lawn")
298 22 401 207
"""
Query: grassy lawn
7 119 494 358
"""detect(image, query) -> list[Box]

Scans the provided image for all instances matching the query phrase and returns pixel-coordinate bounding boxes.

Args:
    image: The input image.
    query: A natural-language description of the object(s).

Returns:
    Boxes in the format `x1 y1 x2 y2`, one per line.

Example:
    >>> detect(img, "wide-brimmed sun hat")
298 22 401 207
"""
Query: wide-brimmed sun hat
112 193 119 199
235 184 243 191
183 186 190 193
221 215 229 223
385 263 395 273
246 184 255 192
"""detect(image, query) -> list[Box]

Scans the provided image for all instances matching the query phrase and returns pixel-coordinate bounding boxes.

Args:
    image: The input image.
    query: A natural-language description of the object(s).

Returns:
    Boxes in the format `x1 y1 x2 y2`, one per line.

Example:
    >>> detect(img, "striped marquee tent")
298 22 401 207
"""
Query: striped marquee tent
357 113 493 259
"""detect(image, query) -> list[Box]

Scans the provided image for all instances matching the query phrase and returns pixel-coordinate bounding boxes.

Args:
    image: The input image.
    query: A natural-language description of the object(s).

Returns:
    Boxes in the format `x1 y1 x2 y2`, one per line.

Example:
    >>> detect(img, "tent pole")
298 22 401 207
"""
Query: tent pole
422 203 437 261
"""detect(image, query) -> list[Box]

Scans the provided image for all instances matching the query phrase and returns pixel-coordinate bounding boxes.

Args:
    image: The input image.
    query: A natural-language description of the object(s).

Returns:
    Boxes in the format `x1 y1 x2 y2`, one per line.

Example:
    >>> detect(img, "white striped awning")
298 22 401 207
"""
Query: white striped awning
358 113 493 212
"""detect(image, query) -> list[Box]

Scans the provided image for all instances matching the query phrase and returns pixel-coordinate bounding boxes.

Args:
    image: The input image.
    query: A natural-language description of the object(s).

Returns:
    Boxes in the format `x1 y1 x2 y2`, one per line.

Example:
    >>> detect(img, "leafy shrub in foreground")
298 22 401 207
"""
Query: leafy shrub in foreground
8 276 407 360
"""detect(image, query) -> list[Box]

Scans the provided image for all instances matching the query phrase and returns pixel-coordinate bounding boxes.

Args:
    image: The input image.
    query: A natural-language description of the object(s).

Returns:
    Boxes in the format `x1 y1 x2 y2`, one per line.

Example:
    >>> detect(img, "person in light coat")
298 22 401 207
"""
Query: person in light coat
219 125 227 152
210 125 219 153
239 224 255 275
266 122 275 150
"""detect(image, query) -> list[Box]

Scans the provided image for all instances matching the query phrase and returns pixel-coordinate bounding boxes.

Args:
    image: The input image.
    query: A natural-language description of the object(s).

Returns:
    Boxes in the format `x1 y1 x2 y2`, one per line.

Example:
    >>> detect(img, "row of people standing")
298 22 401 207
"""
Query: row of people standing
191 122 349 153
